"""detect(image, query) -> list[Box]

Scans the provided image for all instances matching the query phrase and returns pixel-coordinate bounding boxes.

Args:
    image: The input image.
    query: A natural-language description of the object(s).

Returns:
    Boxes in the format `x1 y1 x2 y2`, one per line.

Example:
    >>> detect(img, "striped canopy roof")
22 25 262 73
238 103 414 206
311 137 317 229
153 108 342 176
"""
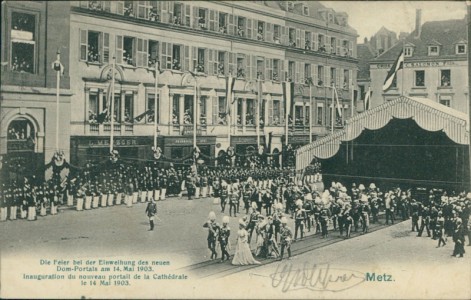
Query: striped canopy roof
296 96 469 173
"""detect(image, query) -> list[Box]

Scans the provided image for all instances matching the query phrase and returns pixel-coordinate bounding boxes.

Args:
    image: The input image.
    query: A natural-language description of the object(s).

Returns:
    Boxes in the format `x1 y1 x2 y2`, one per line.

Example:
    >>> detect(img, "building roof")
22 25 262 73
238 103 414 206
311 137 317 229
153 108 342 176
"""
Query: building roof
374 18 467 62
357 44 375 80
296 95 469 171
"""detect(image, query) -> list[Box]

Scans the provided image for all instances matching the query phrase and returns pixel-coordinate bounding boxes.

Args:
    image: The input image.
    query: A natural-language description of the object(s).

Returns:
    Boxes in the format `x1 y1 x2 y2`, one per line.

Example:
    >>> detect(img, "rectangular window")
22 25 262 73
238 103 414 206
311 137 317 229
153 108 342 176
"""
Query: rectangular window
183 95 194 124
200 96 207 125
428 46 439 56
456 44 466 54
237 16 246 37
273 25 281 44
194 48 205 73
440 69 451 87
87 31 100 63
288 61 295 82
317 105 324 125
415 70 425 87
123 36 135 65
273 100 281 125
304 31 311 50
404 47 413 57
303 6 309 16
172 45 182 70
317 66 324 86
439 95 451 107
88 93 99 123
304 64 311 84
112 94 121 123
218 96 227 125
330 67 336 87
172 94 180 124
219 12 227 33
318 34 326 52
330 37 336 54
295 106 303 125
146 93 160 123
124 94 134 123
137 1 151 19
257 21 264 41
10 12 36 73
343 69 350 89
288 28 296 47
198 8 207 29
237 98 243 125
246 99 255 125
172 2 183 25
256 58 264 80
217 51 225 75
124 1 134 17
237 55 246 78
273 59 280 81
148 40 159 68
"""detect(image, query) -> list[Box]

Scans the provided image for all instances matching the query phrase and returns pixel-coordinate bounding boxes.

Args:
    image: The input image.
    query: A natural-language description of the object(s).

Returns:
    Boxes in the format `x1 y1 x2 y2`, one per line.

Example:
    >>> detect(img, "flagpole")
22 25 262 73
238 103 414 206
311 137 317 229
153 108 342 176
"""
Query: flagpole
110 57 115 153
309 82 313 143
285 84 289 146
401 40 405 96
154 62 159 149
55 50 60 151
256 78 261 149
351 78 354 117
193 77 197 150
331 84 334 134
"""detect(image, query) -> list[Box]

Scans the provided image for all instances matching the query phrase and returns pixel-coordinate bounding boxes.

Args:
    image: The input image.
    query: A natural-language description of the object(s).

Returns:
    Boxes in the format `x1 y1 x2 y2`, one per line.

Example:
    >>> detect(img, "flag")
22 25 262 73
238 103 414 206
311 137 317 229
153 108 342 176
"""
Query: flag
97 82 112 124
364 88 372 110
282 81 294 120
334 87 342 118
134 109 154 122
382 50 404 91
51 59 65 75
225 75 236 116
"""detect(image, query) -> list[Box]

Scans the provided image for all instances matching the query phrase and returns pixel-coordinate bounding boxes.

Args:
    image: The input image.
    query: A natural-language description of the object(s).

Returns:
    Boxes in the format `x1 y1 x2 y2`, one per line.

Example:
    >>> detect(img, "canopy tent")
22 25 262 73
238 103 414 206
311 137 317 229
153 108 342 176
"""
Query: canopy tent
296 96 470 190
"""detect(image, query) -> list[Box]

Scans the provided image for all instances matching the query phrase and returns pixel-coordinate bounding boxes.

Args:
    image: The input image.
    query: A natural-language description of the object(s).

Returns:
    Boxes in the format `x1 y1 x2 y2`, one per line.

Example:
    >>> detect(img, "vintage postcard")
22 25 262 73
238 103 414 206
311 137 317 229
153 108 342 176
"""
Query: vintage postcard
1 0 470 299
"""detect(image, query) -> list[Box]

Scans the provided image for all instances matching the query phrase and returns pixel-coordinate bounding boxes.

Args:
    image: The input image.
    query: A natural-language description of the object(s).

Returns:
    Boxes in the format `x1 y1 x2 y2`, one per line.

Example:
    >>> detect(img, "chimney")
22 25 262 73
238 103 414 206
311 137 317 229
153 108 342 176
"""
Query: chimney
415 9 422 38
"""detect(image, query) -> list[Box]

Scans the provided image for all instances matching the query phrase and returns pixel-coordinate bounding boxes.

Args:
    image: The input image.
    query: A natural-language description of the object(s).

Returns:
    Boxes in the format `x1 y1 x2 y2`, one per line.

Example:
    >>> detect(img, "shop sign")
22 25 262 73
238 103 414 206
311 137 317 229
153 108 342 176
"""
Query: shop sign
165 136 215 146
88 138 138 148
376 61 455 69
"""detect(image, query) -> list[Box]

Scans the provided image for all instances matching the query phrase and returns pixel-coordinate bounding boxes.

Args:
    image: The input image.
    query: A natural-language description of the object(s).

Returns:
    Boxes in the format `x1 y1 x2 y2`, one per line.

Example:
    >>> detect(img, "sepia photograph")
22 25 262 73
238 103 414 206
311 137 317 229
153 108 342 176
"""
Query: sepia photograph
0 0 470 299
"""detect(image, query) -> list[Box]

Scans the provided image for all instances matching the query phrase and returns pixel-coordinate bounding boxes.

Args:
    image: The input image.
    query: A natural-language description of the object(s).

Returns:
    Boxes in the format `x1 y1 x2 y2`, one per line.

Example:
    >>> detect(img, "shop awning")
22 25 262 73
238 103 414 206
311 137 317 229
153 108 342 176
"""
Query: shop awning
296 96 469 173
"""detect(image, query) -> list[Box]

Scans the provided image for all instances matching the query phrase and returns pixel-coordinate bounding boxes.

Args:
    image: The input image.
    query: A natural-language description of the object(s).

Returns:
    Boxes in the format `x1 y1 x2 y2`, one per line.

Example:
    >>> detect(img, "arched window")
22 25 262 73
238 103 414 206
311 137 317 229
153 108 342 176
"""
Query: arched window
7 118 35 141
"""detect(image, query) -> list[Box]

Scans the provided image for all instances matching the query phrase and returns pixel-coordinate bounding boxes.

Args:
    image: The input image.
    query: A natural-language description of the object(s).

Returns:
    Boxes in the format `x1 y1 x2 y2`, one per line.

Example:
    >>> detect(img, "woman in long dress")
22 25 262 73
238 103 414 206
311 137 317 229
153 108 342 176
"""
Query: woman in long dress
232 219 261 265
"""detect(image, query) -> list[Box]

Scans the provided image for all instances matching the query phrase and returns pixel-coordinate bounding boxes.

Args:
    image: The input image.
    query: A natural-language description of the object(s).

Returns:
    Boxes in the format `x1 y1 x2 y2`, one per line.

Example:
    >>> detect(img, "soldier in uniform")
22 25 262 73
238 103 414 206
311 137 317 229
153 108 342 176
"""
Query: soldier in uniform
76 186 85 211
0 184 7 221
360 195 370 234
242 182 252 214
410 199 420 232
219 216 231 262
277 217 293 261
203 211 220 260
451 212 465 257
417 203 431 237
294 199 306 241
145 198 157 231
436 211 446 247
5 184 14 220
320 208 330 238
220 181 228 213
160 171 168 201
344 211 354 238
229 184 239 217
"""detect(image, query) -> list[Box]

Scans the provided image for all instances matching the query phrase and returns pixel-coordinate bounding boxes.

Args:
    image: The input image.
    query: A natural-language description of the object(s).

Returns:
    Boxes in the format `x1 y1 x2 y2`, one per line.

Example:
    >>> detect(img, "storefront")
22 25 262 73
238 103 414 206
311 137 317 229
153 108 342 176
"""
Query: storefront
157 135 216 165
70 136 153 166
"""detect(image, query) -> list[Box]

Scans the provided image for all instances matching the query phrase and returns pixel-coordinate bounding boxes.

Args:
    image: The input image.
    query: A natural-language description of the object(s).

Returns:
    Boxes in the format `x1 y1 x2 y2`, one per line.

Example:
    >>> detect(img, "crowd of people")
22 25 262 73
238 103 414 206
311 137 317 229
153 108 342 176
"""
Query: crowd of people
202 178 470 264
1 160 469 263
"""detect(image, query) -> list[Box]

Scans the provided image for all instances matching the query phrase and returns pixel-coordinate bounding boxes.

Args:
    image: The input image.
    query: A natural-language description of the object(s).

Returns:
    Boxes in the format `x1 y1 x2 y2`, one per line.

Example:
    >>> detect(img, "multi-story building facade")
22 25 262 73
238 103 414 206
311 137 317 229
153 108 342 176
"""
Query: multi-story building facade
370 12 469 113
1 1 72 179
68 0 358 166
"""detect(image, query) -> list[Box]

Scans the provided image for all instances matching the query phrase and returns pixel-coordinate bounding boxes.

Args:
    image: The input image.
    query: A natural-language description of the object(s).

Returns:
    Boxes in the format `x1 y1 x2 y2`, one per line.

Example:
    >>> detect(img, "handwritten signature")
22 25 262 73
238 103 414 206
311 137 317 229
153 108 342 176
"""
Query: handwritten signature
269 261 365 292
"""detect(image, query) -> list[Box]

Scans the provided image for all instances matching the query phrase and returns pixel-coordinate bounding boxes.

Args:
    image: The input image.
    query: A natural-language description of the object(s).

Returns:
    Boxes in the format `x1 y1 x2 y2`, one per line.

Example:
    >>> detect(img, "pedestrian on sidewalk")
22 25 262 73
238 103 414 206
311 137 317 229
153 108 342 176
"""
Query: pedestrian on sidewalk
145 197 157 231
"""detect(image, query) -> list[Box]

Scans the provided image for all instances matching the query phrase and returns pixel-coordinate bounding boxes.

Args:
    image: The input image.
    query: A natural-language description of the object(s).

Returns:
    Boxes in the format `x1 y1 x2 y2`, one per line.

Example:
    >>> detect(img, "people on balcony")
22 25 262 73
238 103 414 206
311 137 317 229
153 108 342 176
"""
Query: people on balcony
173 15 182 25
200 114 207 125
172 111 179 124
124 4 134 17
237 67 245 78
219 25 227 33
11 56 33 73
196 63 205 73
172 59 181 71
257 28 264 41
87 45 100 63
441 75 451 87
259 117 264 128
237 26 244 37
124 109 132 123
198 17 207 29
148 8 160 22
319 45 326 52
272 72 279 81
183 109 192 124
88 1 103 11
305 40 311 50
89 110 98 123
123 51 133 66
289 40 296 47
218 113 227 125
257 71 263 80
217 63 225 75
245 115 254 125
148 57 159 68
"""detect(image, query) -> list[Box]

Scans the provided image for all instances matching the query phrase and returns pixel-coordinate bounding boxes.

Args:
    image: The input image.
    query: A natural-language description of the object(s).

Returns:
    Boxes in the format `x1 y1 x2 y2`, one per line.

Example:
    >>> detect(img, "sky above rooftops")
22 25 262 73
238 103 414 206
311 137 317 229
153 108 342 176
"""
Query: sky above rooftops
322 1 467 43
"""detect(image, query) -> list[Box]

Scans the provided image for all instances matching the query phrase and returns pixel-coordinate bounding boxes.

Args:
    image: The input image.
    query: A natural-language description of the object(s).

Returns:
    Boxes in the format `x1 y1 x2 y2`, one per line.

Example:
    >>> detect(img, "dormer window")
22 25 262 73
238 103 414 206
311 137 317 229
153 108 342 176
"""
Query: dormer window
456 44 466 54
404 47 413 57
428 46 439 56
303 6 309 16
287 2 294 12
